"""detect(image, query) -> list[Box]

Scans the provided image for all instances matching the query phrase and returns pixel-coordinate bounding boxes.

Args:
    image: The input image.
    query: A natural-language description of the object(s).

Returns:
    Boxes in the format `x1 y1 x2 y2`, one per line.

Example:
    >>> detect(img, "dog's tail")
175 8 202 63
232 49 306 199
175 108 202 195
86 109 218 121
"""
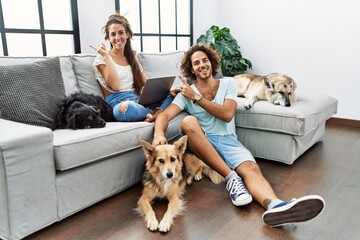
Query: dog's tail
202 163 225 184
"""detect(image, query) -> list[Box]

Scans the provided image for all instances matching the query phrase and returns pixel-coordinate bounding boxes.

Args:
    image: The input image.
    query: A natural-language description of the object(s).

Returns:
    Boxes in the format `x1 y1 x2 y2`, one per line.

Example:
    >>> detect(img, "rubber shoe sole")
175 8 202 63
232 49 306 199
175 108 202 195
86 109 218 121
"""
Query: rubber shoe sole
262 195 325 227
232 193 253 206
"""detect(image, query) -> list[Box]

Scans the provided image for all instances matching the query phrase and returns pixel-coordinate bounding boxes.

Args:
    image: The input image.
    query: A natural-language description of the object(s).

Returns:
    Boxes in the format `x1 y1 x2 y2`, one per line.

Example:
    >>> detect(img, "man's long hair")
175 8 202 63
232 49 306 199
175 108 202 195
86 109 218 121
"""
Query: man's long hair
181 44 221 80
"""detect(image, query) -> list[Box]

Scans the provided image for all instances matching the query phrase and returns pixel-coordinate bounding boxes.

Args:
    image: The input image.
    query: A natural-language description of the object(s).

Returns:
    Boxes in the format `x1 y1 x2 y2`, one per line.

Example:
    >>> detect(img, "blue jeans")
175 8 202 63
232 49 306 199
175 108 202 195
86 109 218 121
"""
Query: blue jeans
206 135 256 170
105 91 174 122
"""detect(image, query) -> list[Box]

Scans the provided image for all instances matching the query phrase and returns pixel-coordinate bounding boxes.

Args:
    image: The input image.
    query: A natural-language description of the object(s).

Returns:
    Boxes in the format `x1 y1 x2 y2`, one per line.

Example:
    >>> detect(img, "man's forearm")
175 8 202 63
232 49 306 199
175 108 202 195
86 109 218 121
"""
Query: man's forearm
196 98 236 123
153 113 169 138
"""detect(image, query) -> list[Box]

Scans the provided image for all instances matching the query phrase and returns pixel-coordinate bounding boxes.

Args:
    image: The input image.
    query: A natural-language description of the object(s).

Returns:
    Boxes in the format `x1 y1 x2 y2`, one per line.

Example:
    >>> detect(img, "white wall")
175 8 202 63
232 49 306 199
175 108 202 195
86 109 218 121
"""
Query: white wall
77 0 114 54
78 0 360 120
192 0 220 42
212 0 360 120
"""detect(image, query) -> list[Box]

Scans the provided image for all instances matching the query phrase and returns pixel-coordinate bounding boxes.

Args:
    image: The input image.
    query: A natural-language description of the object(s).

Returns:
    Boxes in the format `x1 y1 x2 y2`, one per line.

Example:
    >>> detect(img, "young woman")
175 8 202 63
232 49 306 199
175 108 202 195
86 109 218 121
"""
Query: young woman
90 12 173 122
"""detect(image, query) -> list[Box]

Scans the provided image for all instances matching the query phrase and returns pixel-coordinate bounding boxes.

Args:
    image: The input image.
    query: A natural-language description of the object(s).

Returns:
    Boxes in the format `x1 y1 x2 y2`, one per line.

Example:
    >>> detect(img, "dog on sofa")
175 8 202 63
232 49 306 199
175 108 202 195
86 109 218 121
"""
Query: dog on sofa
52 92 114 130
137 135 223 232
233 73 297 109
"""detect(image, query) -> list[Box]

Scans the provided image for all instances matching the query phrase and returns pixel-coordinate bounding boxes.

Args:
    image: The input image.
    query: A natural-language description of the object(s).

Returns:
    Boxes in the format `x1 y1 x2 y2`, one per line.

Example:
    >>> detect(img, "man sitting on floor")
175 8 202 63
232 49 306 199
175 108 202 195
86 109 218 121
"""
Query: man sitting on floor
152 43 325 227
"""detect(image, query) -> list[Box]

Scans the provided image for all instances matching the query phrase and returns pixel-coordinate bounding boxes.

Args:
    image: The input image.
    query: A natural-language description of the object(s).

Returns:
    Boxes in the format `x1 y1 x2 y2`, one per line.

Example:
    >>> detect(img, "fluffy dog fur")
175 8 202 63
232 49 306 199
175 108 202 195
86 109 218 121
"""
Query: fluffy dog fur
137 136 188 233
234 73 297 109
183 152 224 185
137 136 223 232
52 92 114 130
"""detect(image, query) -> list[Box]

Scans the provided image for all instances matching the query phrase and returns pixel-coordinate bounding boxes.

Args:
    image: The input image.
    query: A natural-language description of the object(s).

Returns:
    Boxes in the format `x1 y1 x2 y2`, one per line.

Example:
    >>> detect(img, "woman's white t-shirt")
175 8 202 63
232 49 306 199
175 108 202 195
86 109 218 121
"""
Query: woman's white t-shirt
93 54 134 93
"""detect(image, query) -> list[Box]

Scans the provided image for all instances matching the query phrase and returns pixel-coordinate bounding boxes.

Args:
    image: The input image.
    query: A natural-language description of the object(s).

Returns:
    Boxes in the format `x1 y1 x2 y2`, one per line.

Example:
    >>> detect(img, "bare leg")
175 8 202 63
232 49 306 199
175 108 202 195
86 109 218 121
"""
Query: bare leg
181 116 231 177
120 101 128 113
182 116 278 209
235 161 278 209
145 109 163 122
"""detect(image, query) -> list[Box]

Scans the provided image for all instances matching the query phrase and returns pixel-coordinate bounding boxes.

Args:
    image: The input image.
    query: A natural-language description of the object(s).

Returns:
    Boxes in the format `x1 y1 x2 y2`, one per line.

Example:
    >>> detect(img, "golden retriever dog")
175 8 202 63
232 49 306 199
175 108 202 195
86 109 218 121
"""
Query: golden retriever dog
137 135 223 232
234 73 297 109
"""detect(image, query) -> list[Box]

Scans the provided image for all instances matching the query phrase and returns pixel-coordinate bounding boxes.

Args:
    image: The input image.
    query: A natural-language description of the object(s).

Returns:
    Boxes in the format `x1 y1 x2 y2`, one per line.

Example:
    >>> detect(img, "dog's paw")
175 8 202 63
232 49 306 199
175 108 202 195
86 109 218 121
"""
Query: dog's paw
146 218 159 231
158 218 172 232
194 172 202 181
273 100 280 105
243 99 254 109
186 176 194 185
243 103 253 109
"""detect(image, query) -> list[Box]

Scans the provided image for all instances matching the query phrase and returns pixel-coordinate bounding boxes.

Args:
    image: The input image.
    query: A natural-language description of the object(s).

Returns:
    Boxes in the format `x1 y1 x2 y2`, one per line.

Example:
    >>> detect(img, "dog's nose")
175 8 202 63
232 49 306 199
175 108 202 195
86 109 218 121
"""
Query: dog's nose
166 172 173 179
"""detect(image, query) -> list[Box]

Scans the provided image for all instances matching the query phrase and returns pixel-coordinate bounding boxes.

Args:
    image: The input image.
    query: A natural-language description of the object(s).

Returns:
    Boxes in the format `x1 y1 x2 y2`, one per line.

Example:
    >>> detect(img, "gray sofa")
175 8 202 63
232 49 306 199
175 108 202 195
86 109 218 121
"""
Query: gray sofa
0 51 337 240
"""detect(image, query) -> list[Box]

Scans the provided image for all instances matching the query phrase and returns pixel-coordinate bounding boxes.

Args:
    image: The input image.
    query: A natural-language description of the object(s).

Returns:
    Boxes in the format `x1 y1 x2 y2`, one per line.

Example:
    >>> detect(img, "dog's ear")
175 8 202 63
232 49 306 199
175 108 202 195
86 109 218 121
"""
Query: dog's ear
141 140 155 160
290 80 297 102
173 135 188 155
66 113 79 130
263 77 275 92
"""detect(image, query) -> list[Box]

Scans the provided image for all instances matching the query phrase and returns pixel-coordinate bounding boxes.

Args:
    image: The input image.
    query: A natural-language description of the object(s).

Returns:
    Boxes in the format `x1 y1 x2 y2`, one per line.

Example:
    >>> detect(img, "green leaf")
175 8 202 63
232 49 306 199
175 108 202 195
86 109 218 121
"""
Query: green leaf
196 25 252 76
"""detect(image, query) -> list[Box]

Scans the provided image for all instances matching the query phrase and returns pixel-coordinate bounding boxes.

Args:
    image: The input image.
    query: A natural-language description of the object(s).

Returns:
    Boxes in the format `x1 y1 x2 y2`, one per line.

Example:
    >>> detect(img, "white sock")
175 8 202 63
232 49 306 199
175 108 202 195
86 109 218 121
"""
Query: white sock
268 199 283 210
225 171 238 182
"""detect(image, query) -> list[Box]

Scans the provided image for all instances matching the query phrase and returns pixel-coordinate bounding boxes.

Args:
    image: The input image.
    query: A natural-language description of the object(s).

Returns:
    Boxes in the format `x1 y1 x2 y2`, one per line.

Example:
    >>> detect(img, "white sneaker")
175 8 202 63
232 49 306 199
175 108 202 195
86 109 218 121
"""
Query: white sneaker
262 195 325 227
226 176 252 206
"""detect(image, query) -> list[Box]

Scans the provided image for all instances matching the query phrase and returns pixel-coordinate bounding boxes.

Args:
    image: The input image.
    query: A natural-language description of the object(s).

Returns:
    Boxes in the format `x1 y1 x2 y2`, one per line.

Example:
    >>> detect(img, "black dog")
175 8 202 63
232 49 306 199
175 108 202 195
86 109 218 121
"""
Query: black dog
52 92 115 130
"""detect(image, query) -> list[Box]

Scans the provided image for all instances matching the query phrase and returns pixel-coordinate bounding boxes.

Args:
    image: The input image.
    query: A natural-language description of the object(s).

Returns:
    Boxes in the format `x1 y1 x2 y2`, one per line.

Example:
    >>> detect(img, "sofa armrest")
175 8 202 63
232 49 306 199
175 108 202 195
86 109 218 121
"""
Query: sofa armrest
0 119 57 240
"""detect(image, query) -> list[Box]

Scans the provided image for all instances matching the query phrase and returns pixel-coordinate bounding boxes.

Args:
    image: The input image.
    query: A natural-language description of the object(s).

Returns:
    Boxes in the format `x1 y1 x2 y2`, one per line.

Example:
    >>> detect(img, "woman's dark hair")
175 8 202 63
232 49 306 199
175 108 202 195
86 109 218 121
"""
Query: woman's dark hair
181 43 221 80
102 12 143 95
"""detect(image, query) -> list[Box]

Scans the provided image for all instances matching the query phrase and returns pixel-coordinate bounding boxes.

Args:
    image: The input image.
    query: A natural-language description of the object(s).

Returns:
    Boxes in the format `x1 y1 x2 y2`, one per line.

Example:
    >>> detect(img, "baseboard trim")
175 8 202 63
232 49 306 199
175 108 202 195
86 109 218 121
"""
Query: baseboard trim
326 117 360 128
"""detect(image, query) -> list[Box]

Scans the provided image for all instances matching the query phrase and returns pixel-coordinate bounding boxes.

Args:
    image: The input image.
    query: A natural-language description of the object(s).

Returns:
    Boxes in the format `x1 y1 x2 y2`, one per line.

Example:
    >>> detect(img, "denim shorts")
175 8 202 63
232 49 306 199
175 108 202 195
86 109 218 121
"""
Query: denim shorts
105 91 174 122
206 135 256 170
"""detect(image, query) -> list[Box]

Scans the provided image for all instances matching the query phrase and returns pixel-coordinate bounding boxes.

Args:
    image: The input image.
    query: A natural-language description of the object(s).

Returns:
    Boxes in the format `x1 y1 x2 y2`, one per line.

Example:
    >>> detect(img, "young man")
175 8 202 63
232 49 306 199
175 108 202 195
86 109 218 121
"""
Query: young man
152 43 325 227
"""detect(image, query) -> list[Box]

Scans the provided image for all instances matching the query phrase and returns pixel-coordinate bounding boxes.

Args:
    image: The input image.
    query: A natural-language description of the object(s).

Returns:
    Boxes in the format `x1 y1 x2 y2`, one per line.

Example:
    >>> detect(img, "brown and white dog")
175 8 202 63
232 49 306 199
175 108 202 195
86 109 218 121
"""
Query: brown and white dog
183 152 224 186
137 135 223 232
234 73 297 109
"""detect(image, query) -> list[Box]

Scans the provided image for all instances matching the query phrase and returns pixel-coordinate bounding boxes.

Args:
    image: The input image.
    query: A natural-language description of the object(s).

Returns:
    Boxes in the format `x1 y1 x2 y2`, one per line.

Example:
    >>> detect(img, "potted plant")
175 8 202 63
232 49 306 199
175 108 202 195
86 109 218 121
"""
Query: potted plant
197 25 252 76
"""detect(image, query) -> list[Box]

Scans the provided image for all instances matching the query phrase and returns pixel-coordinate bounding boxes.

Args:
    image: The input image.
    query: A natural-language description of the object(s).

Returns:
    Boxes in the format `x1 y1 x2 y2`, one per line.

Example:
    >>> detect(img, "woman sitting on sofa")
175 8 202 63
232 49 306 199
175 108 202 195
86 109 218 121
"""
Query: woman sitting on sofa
90 12 173 122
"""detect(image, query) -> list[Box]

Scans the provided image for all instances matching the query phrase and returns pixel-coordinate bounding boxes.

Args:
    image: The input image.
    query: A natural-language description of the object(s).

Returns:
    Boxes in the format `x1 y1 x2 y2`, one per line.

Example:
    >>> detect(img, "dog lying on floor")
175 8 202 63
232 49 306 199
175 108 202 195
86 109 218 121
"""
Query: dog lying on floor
233 73 297 109
183 152 224 185
52 92 114 130
137 135 223 232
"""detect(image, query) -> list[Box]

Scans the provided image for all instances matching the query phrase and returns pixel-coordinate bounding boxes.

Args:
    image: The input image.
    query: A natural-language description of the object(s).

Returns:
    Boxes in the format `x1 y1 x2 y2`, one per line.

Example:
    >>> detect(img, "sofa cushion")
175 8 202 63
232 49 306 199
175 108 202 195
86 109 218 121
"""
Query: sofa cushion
235 94 338 136
236 123 326 164
137 51 184 78
137 51 185 87
0 56 79 95
0 57 65 128
71 54 104 97
53 112 187 171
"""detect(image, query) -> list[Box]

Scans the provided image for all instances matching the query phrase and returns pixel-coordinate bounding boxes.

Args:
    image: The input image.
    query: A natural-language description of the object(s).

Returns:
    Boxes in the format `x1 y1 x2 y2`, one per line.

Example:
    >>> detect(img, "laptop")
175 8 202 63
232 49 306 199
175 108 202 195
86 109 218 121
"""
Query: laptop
138 76 176 105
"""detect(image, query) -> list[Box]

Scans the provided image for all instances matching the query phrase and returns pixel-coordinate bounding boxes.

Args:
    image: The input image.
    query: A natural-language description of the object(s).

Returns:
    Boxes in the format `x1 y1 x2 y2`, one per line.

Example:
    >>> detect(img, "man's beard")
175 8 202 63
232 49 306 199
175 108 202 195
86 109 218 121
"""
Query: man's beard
196 69 212 80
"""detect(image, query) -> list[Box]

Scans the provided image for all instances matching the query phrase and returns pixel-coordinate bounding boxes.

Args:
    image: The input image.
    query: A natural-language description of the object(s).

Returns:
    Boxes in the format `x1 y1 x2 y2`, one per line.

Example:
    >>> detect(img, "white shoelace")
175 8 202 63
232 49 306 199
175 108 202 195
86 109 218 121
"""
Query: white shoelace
226 177 248 195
